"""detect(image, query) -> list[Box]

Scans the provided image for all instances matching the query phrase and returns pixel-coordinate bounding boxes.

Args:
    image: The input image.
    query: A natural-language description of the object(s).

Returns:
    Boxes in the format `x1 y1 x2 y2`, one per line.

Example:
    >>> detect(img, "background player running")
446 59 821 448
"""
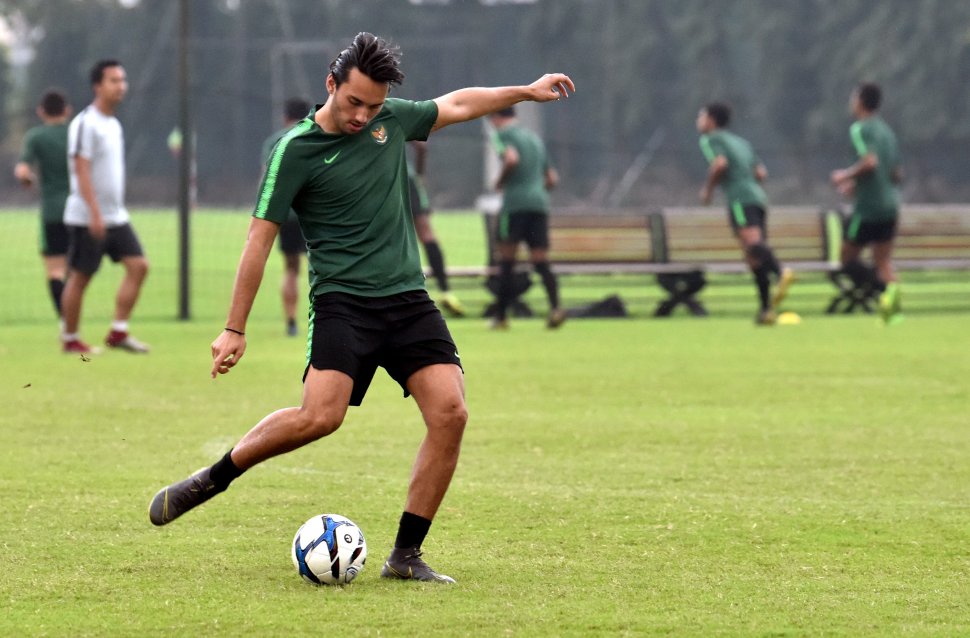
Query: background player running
697 102 794 325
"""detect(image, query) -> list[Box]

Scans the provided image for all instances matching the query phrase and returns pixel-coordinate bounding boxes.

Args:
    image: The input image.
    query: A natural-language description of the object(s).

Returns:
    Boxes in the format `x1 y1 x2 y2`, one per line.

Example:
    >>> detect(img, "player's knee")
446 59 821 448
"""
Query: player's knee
428 400 467 442
295 407 344 441
746 243 771 266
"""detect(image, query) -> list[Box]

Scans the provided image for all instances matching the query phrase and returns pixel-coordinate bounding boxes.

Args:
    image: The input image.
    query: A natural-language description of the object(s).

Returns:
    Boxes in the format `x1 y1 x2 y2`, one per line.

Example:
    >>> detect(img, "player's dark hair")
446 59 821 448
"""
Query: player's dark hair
39 89 68 116
283 98 310 121
857 83 882 111
90 59 122 85
495 106 516 118
330 32 404 87
705 102 731 128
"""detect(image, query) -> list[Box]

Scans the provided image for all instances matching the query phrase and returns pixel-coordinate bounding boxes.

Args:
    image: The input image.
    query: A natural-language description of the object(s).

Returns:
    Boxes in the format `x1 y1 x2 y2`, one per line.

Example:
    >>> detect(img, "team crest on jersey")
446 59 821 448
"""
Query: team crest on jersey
370 125 388 145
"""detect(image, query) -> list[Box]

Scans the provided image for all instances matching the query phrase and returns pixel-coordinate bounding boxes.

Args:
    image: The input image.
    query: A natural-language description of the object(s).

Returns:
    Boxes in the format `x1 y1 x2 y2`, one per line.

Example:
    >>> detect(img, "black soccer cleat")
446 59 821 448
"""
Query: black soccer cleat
380 547 456 584
149 466 225 526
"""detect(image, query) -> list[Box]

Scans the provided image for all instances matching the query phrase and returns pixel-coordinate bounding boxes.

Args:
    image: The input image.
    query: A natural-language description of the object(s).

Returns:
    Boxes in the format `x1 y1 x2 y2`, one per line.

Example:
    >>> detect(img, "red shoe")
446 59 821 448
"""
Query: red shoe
63 339 101 355
105 330 150 353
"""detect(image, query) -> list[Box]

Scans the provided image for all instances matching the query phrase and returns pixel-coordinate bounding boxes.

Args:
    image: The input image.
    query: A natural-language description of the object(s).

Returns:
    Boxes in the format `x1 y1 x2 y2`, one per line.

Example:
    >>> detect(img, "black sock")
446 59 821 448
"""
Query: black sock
496 259 515 320
209 449 244 489
395 511 433 550
48 278 64 315
423 240 449 292
534 261 560 309
753 266 771 310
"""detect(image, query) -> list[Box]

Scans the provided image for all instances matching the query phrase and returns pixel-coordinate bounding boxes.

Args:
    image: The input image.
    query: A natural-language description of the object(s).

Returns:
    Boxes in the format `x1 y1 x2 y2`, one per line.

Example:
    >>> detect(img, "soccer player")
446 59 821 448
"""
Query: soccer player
697 102 794 325
262 98 311 336
14 89 72 318
148 32 574 584
830 83 903 324
408 141 465 317
61 60 150 354
488 106 565 330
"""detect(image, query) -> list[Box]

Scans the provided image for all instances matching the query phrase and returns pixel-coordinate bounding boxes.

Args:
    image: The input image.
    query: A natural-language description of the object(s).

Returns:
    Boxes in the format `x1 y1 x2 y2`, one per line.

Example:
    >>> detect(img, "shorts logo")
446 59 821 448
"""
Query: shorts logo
371 125 388 145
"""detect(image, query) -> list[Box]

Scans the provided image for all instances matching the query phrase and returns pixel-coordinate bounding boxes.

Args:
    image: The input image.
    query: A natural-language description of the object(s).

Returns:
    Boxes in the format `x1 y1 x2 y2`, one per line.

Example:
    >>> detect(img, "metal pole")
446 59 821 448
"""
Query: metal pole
177 0 191 320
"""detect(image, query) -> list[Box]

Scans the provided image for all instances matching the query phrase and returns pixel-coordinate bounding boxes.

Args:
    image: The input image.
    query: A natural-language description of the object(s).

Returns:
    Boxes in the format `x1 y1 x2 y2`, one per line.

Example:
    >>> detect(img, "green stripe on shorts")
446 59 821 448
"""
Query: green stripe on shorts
305 306 315 366
731 202 747 226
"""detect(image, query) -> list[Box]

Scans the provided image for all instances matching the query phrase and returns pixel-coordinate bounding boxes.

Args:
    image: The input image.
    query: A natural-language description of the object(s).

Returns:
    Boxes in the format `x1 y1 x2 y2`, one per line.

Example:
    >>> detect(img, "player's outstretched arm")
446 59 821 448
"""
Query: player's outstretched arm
431 73 575 132
210 217 278 378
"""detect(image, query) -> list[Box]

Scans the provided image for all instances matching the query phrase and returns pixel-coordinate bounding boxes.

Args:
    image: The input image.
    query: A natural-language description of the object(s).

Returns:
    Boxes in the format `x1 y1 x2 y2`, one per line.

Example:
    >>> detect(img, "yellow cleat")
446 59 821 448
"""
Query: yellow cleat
771 267 795 311
439 292 466 317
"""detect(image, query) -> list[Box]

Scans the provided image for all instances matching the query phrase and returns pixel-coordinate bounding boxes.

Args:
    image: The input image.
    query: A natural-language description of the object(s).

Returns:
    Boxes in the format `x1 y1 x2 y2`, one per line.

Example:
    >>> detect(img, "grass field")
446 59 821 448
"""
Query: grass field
2 208 970 636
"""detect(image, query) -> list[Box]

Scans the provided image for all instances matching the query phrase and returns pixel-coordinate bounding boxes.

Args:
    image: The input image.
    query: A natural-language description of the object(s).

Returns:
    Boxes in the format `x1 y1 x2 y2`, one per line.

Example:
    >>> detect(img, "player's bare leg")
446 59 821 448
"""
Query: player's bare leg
282 253 300 335
382 363 466 583
106 255 150 352
149 368 353 526
60 270 98 353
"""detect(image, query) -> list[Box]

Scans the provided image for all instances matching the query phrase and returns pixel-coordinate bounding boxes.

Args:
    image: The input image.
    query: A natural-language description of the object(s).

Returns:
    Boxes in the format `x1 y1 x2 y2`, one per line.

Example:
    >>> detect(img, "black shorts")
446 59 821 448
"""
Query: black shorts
497 210 550 249
845 215 897 245
728 203 767 235
67 223 145 276
304 289 462 406
41 221 69 257
408 175 430 217
278 216 305 255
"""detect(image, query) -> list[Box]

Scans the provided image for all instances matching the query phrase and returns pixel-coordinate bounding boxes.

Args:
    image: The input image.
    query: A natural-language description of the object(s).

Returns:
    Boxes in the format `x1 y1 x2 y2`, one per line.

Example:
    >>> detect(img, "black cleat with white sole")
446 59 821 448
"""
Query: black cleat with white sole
380 547 456 584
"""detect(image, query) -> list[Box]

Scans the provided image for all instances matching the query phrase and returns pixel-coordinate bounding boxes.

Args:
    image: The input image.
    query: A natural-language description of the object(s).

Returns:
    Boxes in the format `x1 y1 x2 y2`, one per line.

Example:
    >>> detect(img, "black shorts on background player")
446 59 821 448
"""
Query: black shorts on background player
306 290 462 406
67 223 144 275
728 204 767 235
498 211 550 249
41 221 69 256
278 217 305 254
845 216 897 245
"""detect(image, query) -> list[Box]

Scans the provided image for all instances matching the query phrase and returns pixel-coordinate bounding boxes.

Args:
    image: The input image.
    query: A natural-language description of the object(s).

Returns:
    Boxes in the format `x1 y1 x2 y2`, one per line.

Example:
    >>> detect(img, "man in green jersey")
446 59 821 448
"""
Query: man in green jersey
149 32 574 584
488 106 565 329
697 102 794 325
14 89 72 317
830 83 903 324
262 97 310 337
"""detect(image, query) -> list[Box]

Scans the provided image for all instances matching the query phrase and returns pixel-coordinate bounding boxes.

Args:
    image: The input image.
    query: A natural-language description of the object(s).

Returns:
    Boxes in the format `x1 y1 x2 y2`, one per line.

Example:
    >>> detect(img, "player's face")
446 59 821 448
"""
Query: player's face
696 109 713 133
96 66 128 106
327 68 389 135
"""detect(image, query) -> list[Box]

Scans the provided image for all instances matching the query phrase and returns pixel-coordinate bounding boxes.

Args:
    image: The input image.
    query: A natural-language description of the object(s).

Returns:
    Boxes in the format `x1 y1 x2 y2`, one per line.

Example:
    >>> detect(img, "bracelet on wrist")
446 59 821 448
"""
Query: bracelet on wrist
224 327 245 336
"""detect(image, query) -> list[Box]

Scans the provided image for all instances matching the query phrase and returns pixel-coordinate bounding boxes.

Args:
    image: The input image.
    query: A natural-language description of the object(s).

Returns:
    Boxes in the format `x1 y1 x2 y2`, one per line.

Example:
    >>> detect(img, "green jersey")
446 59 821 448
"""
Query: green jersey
19 123 69 223
254 98 438 299
849 116 900 221
699 129 767 209
493 124 551 215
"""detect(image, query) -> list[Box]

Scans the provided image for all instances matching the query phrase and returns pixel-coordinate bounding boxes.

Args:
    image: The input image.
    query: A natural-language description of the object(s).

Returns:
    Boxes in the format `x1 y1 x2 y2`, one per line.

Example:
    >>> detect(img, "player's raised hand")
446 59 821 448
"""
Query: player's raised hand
211 330 247 378
529 73 575 102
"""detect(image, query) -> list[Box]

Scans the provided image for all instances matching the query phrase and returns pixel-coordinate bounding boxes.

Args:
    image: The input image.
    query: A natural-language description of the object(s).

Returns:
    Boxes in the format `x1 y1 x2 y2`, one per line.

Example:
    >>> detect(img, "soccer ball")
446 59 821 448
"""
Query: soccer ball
291 514 367 585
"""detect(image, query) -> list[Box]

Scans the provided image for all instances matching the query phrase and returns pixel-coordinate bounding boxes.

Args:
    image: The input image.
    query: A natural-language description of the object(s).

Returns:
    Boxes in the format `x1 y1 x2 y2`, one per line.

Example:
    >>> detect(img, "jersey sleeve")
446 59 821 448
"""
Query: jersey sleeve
253 121 313 224
387 99 439 141
849 121 870 158
72 115 99 160
699 135 725 164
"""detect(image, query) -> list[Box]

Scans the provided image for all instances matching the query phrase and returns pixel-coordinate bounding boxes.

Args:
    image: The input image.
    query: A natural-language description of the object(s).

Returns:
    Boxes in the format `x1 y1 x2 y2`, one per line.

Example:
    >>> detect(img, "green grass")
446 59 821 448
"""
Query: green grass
2 208 970 635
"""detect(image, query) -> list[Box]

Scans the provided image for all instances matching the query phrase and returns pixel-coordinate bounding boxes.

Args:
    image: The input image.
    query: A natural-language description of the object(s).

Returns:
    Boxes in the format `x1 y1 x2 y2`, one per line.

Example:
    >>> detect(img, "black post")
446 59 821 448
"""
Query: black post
177 0 191 320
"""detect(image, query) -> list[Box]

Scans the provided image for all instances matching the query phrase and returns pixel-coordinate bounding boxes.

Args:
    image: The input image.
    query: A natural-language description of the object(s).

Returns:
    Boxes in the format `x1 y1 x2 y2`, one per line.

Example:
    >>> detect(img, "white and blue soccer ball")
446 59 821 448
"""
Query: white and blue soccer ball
291 514 367 585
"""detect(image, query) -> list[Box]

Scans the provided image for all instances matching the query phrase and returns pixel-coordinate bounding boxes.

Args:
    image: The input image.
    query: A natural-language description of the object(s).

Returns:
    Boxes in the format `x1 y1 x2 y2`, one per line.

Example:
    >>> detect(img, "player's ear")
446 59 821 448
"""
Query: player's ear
326 73 336 96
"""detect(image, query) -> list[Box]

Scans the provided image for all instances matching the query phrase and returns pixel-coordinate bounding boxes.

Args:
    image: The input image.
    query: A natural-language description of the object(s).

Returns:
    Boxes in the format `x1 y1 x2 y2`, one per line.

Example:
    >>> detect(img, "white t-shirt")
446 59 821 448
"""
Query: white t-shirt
64 105 129 226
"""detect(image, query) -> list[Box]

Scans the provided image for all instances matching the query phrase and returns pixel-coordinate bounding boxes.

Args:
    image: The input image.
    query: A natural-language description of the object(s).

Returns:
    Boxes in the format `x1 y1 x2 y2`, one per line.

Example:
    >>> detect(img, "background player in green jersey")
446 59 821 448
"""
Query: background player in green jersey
831 83 903 324
407 140 465 317
488 106 565 330
261 98 310 336
150 32 574 584
697 102 794 325
14 89 72 318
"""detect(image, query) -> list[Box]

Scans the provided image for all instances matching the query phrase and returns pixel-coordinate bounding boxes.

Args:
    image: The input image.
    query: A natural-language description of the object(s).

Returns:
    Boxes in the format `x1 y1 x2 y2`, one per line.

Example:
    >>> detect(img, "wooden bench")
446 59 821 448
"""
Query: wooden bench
459 204 970 317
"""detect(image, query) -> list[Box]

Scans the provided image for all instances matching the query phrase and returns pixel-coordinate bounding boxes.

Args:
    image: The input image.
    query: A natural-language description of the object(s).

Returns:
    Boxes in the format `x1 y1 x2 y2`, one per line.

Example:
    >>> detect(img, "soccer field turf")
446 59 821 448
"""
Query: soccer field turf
2 309 969 636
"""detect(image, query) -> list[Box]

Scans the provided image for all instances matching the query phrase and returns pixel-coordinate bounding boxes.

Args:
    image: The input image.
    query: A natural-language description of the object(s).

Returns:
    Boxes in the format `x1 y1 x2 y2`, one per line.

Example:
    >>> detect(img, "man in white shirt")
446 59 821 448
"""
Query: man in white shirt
61 60 149 354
